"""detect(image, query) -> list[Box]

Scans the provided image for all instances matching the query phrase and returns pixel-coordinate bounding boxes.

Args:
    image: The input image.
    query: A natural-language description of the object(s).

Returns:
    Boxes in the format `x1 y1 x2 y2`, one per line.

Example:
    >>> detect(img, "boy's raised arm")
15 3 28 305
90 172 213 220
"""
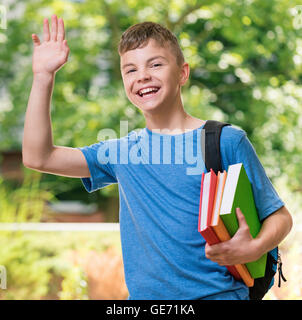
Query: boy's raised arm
22 15 90 178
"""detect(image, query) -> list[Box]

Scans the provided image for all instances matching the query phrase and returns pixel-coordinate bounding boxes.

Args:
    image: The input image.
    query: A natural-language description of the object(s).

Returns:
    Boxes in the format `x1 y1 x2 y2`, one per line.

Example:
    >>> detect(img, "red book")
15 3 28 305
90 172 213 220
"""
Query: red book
198 169 241 281
198 169 217 234
197 172 205 236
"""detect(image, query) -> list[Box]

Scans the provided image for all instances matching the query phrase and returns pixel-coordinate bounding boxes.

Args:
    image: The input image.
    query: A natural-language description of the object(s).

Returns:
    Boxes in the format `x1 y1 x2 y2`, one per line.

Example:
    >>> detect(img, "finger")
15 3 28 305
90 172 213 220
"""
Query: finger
205 242 224 258
59 40 70 64
50 14 58 41
62 40 69 55
32 34 41 47
57 18 65 42
205 243 210 256
206 247 225 264
43 18 50 42
236 207 248 229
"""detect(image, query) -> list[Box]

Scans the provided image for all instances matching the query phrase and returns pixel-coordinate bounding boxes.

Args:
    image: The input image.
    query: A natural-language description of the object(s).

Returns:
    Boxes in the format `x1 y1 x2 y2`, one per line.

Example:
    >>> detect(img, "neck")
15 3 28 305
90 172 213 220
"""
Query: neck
143 96 204 135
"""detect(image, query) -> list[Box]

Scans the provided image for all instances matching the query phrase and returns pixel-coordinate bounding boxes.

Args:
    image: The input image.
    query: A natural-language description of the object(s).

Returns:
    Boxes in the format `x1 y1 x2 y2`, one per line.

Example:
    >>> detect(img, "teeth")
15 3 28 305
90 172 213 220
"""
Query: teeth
138 87 159 96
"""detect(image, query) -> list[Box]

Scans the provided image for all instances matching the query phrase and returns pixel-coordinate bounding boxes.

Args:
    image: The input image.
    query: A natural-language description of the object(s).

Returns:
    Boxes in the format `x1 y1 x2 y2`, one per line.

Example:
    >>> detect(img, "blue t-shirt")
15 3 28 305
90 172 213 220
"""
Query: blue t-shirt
78 122 284 300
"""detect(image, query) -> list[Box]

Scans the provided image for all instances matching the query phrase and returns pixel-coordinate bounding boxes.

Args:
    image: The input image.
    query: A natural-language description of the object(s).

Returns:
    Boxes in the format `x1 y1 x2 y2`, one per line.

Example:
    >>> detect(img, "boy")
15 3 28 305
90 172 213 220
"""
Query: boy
23 16 292 300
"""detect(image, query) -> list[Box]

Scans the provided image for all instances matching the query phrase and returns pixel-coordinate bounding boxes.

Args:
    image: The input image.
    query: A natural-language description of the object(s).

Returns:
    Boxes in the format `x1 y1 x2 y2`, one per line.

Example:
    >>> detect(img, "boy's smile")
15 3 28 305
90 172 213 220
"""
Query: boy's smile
120 39 188 115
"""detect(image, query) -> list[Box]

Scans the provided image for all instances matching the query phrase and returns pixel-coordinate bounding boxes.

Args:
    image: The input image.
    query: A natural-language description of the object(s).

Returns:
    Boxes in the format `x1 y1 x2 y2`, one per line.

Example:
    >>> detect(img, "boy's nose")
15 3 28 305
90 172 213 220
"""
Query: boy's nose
137 69 151 82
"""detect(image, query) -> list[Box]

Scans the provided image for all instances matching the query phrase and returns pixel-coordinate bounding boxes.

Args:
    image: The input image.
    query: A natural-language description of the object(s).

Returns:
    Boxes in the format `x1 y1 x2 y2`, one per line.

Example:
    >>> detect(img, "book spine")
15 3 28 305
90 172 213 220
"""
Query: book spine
200 227 220 245
213 219 254 286
234 264 254 287
226 266 241 281
200 226 242 281
198 173 205 233
206 170 217 226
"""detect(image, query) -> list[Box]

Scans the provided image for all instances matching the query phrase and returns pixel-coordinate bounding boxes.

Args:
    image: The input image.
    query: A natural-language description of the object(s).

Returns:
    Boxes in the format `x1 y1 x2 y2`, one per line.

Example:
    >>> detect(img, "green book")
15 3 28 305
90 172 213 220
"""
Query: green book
219 163 267 279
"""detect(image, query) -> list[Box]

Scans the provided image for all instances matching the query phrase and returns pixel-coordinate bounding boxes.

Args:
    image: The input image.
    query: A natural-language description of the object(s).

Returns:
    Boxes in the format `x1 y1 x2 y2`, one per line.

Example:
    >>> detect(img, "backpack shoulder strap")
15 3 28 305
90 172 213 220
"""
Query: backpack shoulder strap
201 120 231 174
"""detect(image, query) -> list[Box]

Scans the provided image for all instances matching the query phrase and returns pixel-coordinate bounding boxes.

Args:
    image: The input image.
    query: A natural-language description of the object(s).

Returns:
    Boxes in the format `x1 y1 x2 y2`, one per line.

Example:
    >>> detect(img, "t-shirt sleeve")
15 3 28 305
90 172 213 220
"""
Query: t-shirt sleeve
221 128 284 221
77 140 118 193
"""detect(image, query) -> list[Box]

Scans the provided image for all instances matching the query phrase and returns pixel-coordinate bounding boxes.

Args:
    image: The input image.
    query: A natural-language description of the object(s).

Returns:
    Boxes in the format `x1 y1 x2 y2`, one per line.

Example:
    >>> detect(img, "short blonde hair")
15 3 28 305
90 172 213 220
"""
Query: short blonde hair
118 21 185 66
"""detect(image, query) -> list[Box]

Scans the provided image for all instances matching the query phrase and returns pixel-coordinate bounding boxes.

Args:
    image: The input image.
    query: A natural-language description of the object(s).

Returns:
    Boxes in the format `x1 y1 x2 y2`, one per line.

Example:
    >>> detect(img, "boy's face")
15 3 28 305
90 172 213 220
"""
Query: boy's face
120 39 189 114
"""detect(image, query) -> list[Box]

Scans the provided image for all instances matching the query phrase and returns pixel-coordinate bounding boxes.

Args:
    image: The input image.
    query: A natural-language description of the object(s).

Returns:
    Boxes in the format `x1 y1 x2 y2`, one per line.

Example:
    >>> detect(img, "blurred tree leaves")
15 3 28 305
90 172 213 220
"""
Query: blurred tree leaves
0 0 301 204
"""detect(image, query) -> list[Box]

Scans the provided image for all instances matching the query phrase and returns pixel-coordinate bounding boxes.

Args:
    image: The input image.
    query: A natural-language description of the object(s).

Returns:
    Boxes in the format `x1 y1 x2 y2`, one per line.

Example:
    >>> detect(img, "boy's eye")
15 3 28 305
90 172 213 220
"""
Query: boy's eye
125 63 162 74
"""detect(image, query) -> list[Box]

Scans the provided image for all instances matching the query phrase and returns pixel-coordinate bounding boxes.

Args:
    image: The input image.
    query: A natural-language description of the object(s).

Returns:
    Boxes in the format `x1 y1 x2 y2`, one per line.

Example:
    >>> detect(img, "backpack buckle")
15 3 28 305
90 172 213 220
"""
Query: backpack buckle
277 252 287 287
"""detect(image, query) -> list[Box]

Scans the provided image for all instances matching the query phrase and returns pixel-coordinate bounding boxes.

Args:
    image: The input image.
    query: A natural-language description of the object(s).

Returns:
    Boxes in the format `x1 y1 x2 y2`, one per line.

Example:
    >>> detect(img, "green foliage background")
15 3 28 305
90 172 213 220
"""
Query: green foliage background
0 230 121 299
0 0 302 300
1 0 302 205
1 0 302 208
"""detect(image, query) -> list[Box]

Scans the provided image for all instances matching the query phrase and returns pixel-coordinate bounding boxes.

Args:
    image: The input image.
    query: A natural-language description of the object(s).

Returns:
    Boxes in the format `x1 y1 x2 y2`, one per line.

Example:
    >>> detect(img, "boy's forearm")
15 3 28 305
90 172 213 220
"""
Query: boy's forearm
253 206 293 258
22 73 55 168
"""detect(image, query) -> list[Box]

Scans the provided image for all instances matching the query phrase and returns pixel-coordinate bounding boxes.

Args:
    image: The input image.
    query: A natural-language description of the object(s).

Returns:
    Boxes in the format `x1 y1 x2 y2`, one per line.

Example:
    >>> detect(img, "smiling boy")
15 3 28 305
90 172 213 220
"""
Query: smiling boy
23 16 292 300
119 26 204 133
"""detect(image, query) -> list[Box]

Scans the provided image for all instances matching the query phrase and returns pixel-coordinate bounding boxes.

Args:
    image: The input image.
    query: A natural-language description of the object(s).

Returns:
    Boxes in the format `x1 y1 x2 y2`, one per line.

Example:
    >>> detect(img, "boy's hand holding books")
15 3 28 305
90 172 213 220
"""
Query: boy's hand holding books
31 15 69 76
198 163 269 285
205 207 261 266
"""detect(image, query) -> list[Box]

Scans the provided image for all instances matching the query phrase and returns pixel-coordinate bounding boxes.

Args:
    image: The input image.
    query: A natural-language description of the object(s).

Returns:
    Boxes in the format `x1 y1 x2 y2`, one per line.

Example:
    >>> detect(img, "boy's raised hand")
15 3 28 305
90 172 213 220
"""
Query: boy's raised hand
31 15 69 75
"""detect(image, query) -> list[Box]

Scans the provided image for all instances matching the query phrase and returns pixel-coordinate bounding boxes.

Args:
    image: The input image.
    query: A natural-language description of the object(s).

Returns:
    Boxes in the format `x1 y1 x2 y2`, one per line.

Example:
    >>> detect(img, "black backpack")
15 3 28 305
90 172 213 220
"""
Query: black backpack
201 120 286 300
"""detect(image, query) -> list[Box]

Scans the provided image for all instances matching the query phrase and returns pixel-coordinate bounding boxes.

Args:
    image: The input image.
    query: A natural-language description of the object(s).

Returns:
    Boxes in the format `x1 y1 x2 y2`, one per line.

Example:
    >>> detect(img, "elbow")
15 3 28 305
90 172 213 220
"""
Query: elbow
287 209 293 235
281 206 293 236
22 154 44 170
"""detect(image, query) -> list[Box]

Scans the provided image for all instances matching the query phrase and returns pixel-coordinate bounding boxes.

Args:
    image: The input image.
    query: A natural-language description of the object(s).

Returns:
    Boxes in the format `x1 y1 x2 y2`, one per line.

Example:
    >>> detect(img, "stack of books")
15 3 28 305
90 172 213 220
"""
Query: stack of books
198 163 268 287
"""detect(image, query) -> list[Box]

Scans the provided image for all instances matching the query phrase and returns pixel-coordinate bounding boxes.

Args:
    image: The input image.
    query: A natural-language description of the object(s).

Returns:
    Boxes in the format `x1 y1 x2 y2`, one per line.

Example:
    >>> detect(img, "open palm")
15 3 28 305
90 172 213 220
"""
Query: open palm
32 15 69 75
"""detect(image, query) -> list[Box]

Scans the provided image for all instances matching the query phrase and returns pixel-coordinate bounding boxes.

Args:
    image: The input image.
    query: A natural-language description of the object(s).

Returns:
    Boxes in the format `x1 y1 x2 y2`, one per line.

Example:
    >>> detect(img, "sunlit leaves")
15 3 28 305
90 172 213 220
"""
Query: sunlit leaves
0 0 302 201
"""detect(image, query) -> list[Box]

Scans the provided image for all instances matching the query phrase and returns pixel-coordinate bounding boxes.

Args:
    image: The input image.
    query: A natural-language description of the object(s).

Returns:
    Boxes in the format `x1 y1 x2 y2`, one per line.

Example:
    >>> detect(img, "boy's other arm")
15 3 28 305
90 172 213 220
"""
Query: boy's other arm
22 15 90 178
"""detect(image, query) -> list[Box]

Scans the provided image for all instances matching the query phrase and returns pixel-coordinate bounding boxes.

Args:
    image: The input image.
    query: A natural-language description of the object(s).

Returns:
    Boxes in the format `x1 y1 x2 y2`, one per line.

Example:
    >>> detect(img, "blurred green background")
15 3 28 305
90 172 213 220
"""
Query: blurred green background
0 0 302 300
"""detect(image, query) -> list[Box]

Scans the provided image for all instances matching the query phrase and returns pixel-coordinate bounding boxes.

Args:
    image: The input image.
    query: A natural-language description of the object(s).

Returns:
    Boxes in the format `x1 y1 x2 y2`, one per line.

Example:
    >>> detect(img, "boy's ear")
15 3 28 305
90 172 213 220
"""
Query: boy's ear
179 62 190 87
